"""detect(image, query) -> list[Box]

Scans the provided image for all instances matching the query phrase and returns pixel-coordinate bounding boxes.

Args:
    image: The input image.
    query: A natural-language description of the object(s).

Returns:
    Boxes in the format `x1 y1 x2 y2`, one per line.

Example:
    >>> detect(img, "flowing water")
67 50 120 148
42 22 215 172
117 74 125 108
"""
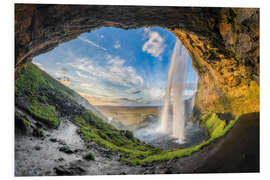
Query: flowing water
157 39 188 142
133 40 207 149
134 115 207 150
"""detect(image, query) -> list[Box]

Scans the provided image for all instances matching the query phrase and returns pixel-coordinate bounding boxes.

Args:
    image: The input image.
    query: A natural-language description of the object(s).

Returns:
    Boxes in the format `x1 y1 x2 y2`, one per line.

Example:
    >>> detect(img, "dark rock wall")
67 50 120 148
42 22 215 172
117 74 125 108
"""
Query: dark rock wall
15 4 259 115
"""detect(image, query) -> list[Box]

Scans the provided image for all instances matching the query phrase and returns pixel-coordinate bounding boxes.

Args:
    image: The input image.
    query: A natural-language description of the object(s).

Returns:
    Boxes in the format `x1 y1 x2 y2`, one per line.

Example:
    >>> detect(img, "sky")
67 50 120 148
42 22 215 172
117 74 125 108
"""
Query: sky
33 27 198 106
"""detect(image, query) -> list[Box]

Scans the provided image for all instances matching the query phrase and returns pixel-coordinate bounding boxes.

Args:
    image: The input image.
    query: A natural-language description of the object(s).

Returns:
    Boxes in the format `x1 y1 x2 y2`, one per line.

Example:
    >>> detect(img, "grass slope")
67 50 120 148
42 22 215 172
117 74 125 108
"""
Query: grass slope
15 63 241 165
15 63 79 128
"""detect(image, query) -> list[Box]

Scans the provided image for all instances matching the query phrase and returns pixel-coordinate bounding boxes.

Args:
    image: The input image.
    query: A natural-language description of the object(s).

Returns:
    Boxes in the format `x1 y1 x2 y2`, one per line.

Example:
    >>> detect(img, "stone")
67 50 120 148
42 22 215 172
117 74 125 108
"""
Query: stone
34 145 41 150
83 153 95 161
59 146 73 154
54 164 86 175
49 138 57 142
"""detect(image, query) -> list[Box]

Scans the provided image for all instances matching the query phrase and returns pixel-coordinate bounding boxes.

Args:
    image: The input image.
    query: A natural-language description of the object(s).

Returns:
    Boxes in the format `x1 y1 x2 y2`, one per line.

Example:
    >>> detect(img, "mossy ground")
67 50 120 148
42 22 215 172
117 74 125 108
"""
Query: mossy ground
73 108 241 165
134 114 241 164
73 110 163 164
15 63 76 101
200 112 226 138
29 100 59 127
15 63 80 128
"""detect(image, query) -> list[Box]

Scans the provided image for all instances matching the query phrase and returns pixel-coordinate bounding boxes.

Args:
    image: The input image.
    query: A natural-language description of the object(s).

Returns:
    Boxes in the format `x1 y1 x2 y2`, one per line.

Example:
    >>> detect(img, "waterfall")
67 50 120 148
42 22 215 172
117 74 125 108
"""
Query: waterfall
157 39 188 142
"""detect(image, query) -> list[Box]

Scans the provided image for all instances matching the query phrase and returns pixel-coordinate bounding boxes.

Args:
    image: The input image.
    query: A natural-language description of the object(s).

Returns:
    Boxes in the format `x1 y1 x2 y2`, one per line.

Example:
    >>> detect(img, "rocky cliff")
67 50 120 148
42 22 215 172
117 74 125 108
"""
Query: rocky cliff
15 4 259 116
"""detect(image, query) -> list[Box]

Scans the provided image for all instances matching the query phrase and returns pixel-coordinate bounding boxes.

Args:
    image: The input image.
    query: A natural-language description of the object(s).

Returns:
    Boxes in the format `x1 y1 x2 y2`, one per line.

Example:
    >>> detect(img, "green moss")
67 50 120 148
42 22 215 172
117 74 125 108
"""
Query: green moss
134 114 241 164
221 14 233 24
229 80 260 115
15 63 77 103
74 108 241 165
231 50 241 63
15 111 31 131
29 100 59 128
34 129 44 137
73 110 163 164
23 119 30 128
200 113 226 138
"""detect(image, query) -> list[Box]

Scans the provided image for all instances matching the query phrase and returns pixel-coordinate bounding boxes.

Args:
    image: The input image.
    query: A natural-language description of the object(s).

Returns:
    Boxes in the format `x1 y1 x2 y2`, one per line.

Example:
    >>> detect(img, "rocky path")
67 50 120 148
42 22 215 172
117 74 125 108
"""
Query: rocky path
15 111 259 175
15 113 142 176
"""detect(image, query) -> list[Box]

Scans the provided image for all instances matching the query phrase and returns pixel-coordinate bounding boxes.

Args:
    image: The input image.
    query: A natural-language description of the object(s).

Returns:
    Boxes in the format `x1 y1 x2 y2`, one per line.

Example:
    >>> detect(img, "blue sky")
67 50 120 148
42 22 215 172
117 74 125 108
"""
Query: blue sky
33 27 198 106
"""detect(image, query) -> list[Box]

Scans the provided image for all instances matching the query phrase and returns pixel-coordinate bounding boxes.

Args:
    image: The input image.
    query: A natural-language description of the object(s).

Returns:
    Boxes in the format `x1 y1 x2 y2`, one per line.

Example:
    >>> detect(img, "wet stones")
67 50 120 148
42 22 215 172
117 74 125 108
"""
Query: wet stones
54 164 86 175
34 145 41 151
83 152 95 161
54 157 65 162
49 138 57 142
32 129 44 138
59 145 73 154
49 138 66 145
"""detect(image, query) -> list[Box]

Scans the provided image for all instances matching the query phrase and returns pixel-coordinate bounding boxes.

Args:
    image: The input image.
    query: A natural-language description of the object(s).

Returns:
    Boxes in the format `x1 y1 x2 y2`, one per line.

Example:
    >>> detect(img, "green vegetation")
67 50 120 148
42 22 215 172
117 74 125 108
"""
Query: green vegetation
200 112 226 138
15 63 80 128
15 63 76 103
229 80 260 115
29 100 59 128
73 109 163 164
195 77 259 116
15 111 31 131
23 119 31 128
134 114 241 164
33 129 44 137
74 108 241 165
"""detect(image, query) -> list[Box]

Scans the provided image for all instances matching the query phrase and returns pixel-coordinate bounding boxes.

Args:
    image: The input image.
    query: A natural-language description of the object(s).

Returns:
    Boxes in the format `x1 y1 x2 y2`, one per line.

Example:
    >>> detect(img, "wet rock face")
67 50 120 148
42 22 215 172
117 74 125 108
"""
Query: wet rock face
15 4 259 115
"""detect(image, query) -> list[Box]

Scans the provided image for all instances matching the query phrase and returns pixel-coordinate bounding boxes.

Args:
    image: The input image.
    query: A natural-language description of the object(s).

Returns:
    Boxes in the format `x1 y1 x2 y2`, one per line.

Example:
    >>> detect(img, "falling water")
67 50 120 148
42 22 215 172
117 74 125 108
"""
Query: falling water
157 39 188 142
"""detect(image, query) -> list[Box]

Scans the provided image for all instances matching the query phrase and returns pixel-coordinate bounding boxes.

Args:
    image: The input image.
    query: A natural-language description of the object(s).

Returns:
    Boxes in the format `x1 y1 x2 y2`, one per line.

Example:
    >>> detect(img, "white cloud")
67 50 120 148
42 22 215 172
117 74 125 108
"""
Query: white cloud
107 56 125 66
78 37 107 51
67 56 165 105
76 71 89 79
142 29 165 60
105 56 144 88
67 58 94 72
114 40 121 49
142 87 165 101
75 83 96 90
67 56 144 90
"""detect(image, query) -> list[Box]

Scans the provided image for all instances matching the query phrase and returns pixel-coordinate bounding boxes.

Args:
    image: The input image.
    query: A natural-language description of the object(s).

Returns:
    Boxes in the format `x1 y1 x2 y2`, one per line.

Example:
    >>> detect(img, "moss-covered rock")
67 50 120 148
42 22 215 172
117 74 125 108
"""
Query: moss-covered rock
83 153 95 161
15 63 87 128
32 129 44 138
29 100 59 128
200 113 226 138
15 111 31 132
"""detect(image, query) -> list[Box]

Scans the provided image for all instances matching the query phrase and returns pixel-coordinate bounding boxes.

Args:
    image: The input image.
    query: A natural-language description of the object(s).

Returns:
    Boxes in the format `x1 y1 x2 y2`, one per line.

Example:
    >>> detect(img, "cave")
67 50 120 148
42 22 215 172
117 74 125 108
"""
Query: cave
15 4 259 116
14 4 260 175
